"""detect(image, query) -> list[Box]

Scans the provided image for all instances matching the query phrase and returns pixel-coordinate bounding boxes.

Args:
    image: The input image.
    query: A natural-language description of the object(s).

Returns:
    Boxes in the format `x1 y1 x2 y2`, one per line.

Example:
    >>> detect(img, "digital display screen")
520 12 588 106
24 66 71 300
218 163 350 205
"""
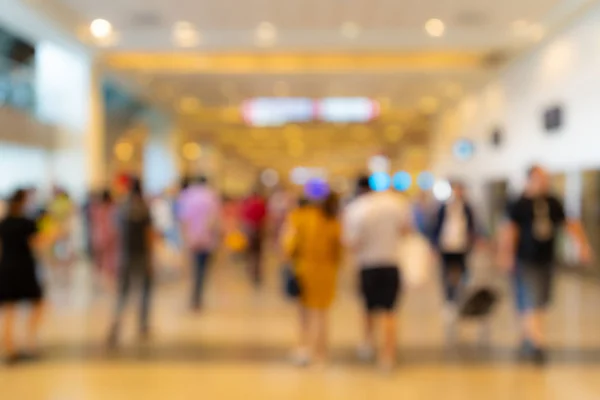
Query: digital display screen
242 97 378 126
544 106 563 132
242 98 314 127
318 98 379 123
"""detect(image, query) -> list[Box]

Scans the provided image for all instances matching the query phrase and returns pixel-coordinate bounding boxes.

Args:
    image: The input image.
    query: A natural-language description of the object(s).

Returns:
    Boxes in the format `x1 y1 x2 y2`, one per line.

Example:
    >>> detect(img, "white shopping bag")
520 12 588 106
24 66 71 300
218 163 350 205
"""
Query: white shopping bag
398 233 434 288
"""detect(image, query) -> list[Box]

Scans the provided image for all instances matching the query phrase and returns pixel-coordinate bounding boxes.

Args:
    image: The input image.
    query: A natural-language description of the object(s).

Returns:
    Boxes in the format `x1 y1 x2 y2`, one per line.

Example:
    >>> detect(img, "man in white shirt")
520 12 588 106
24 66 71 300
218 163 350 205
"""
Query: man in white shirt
344 176 412 371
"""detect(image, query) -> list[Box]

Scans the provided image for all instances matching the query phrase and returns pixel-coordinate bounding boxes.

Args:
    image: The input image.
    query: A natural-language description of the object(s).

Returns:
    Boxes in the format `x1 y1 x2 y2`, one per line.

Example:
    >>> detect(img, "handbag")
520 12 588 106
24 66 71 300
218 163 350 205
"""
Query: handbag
281 263 301 298
398 233 434 288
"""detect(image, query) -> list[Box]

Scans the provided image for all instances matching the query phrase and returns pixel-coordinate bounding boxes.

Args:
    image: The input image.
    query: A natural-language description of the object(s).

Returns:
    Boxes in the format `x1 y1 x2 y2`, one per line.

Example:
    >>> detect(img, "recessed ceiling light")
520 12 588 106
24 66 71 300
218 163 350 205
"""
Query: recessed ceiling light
511 19 529 33
90 19 113 39
511 20 545 42
255 22 277 47
425 18 445 37
528 23 545 41
173 21 201 47
114 141 133 162
341 21 361 39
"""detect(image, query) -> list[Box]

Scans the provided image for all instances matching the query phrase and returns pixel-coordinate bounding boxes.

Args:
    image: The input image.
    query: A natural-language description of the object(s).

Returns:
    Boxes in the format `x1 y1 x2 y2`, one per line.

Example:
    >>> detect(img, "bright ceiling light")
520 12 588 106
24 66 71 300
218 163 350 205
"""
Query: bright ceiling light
255 22 277 47
90 19 113 39
261 169 280 187
511 20 529 34
341 21 361 39
425 18 445 37
173 21 201 47
528 23 545 41
114 141 133 162
368 155 390 173
182 142 202 161
511 20 545 42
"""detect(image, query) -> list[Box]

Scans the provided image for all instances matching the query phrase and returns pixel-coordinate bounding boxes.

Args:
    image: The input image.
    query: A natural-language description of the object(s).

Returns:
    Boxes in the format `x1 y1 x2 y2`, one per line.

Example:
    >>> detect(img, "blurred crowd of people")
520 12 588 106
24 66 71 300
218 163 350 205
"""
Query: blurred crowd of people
0 164 593 371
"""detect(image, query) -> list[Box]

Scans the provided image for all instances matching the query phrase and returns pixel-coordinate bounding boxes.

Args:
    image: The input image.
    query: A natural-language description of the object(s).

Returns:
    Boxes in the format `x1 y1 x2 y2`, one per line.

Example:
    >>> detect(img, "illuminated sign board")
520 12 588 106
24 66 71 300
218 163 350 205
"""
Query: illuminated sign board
242 97 378 126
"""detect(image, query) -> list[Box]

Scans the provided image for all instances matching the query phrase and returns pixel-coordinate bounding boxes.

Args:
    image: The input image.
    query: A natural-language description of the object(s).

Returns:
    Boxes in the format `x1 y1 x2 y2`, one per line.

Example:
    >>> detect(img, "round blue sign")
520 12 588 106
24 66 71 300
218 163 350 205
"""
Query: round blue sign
417 171 435 190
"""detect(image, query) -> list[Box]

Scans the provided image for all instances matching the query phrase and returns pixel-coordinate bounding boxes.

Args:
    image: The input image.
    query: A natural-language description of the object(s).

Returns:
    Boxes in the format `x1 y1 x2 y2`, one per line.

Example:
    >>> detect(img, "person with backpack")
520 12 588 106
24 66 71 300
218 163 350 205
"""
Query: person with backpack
431 181 480 343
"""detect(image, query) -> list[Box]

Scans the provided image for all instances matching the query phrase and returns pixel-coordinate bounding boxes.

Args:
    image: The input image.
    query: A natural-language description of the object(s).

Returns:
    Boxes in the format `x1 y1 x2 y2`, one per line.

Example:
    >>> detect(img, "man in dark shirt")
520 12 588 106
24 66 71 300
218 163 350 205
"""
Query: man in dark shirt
498 165 591 364
108 178 155 347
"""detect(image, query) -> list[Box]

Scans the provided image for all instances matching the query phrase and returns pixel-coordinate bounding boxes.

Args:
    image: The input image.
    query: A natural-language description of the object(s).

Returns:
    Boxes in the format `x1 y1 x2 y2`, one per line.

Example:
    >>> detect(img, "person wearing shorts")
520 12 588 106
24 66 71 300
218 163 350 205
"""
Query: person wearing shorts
344 177 411 371
499 165 591 365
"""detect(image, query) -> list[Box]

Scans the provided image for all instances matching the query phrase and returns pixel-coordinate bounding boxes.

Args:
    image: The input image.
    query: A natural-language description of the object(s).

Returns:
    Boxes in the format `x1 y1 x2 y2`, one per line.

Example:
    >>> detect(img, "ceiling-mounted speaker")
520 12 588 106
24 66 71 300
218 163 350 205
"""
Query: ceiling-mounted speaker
491 127 503 148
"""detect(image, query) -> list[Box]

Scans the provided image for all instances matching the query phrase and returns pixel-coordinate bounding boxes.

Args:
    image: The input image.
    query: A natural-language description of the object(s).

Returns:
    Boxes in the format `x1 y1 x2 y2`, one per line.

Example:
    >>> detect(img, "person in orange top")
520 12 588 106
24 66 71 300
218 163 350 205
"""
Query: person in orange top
283 193 342 366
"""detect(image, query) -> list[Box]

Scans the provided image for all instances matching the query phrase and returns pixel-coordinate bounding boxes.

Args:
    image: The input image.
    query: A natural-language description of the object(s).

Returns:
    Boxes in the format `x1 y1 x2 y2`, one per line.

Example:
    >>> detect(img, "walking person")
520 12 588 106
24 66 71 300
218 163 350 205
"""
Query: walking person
240 190 267 288
0 189 51 364
431 181 480 342
344 176 412 372
107 179 155 347
177 176 221 312
284 193 342 366
498 165 591 365
90 190 120 288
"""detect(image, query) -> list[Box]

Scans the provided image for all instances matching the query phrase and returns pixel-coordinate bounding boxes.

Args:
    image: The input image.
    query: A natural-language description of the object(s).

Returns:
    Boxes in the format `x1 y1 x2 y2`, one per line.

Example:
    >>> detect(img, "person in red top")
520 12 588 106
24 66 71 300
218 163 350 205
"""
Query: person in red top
241 190 267 288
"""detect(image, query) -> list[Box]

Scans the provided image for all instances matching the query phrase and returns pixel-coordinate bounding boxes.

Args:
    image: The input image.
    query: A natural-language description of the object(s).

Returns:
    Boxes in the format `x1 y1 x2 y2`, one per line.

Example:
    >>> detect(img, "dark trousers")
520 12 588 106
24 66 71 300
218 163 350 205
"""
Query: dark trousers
111 255 153 336
441 252 468 303
246 229 263 288
191 251 211 309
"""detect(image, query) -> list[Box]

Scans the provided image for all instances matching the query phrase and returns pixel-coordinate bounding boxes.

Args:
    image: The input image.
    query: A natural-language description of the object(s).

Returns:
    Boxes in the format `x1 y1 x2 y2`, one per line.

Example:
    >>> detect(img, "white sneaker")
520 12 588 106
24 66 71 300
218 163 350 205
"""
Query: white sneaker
357 344 375 362
291 348 311 367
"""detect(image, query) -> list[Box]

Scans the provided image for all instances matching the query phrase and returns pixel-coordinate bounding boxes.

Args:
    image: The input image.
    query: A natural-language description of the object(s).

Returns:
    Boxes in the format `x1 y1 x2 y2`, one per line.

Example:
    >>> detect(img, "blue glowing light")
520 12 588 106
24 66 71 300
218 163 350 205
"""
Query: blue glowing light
393 171 412 192
417 171 435 190
304 178 330 200
369 172 391 192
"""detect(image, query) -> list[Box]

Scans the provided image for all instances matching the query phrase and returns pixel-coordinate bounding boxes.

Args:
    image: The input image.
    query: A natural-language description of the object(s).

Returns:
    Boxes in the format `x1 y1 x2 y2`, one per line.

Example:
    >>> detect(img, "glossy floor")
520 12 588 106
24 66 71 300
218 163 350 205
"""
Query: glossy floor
2 255 600 399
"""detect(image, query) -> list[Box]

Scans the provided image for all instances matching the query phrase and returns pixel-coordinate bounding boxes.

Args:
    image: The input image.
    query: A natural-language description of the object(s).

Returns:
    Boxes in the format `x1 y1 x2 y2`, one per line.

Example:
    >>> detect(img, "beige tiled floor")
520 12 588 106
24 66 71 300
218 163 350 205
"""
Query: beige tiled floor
2 254 600 399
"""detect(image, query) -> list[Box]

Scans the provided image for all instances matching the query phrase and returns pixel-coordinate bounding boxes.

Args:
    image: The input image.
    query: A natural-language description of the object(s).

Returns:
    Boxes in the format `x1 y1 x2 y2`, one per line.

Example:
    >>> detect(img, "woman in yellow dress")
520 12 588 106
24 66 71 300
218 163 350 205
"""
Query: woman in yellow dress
284 193 342 365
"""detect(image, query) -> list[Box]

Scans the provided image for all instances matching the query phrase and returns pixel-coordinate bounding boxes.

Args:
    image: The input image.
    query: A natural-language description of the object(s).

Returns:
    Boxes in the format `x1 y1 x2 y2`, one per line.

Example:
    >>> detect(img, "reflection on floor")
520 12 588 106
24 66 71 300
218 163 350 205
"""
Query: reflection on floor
2 253 600 400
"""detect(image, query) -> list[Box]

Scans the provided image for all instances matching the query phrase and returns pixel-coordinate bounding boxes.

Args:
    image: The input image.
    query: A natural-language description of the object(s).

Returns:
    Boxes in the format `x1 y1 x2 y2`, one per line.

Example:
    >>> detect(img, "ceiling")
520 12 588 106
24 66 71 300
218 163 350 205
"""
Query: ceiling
52 0 572 50
24 0 600 180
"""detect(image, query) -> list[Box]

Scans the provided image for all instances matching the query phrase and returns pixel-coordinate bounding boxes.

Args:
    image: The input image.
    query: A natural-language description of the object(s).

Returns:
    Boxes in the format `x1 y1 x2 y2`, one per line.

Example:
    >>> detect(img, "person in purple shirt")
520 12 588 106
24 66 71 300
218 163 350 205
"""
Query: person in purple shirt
177 176 221 311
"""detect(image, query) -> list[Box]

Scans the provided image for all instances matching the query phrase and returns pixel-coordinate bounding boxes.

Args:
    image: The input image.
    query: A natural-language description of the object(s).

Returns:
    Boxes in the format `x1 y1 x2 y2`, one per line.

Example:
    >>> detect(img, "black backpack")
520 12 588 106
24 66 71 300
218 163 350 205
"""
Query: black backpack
459 287 498 318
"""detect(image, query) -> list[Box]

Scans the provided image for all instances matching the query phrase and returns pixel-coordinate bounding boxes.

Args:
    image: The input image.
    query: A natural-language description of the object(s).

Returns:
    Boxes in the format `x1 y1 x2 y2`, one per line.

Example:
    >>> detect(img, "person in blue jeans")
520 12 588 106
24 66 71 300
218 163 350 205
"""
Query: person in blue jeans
177 176 221 311
498 165 591 365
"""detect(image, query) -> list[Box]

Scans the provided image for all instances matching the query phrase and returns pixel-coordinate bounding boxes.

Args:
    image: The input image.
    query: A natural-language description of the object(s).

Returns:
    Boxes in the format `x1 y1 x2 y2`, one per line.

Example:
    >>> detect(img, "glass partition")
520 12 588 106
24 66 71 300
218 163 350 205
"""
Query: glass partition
581 171 600 273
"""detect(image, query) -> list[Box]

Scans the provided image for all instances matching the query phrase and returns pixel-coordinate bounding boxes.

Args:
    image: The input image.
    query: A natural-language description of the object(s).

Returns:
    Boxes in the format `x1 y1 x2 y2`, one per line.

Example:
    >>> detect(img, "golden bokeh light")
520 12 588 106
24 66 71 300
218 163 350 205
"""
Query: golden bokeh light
114 141 134 162
183 142 202 161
